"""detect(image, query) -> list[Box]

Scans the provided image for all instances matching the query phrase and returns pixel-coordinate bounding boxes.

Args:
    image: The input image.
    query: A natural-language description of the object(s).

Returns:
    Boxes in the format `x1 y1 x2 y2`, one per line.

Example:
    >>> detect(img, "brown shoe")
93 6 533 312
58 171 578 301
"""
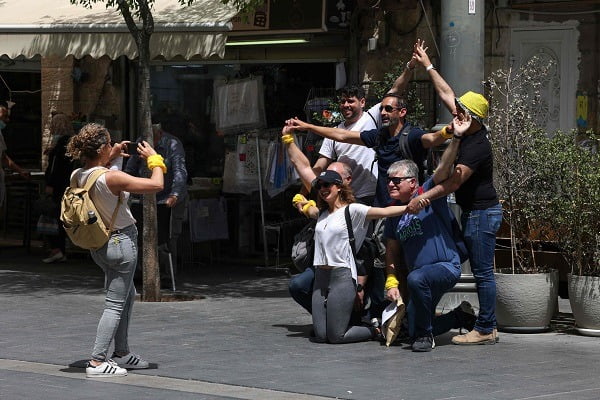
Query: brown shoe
452 329 496 345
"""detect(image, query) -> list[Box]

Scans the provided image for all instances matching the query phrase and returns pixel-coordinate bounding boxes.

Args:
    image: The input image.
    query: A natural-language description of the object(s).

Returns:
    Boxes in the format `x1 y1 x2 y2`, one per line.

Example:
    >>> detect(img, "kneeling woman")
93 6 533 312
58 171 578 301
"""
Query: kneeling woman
66 123 165 377
301 170 415 344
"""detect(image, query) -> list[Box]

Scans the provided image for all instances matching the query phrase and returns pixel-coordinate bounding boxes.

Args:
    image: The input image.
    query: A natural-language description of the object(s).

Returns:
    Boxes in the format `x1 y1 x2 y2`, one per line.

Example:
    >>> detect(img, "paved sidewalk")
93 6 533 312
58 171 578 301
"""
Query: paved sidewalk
1 247 599 400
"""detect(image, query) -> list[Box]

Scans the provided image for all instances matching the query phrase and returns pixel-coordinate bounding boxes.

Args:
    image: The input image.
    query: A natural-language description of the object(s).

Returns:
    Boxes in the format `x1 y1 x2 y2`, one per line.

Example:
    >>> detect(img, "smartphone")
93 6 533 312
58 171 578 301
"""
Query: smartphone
126 142 139 155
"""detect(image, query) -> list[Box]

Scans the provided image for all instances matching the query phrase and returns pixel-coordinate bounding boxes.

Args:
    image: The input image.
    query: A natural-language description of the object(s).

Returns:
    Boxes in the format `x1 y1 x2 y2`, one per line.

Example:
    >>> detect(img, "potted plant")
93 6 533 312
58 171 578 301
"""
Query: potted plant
486 55 560 332
529 129 600 335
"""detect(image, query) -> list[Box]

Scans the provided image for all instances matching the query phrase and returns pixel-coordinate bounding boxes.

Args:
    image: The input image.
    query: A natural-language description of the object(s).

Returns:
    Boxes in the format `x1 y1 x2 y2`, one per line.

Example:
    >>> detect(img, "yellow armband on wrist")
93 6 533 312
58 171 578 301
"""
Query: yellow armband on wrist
440 126 453 140
385 274 400 291
146 154 167 174
301 200 316 216
281 134 294 145
292 193 307 207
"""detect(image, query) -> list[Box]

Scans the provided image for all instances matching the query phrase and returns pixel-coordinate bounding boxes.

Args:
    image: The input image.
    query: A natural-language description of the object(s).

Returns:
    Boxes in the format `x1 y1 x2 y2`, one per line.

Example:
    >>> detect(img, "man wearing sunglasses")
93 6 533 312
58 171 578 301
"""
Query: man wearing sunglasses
383 113 475 352
311 72 416 206
287 83 449 209
409 39 502 346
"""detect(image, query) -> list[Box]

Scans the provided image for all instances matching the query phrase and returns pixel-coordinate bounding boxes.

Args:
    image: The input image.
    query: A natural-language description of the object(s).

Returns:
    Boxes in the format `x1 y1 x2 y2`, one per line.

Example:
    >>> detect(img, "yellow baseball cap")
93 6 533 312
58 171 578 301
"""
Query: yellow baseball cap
456 91 489 119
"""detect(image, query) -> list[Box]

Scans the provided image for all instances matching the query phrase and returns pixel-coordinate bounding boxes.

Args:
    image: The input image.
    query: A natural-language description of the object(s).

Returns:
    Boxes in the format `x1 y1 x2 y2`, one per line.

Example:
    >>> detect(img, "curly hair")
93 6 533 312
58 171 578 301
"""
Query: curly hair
316 182 356 211
50 113 74 136
66 123 109 162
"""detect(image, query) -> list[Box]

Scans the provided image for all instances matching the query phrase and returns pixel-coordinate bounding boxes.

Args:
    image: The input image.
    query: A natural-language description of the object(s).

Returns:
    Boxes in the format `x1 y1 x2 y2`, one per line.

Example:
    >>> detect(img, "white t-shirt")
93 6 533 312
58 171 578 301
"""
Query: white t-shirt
72 167 136 230
313 203 370 282
319 103 381 200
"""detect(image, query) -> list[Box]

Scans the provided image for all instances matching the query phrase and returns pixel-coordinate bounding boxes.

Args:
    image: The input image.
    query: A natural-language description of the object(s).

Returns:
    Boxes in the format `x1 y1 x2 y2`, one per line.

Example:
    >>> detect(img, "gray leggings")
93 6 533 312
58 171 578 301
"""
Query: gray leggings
312 267 373 344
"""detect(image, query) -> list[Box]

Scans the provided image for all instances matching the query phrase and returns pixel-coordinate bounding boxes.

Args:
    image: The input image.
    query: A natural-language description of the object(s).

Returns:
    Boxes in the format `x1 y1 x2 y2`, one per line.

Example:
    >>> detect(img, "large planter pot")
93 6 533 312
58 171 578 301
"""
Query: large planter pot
495 270 559 333
568 274 600 336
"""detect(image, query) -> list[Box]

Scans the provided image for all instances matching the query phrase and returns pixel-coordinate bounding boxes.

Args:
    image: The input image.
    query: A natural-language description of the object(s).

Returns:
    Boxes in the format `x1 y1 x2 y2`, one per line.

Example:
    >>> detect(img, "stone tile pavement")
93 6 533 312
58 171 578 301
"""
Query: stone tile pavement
1 246 599 400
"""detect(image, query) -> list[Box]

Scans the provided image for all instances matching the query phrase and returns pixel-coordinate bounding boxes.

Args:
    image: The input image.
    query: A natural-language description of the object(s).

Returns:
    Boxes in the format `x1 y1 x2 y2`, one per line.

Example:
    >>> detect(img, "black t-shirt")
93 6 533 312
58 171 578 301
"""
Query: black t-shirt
360 123 426 207
455 127 499 210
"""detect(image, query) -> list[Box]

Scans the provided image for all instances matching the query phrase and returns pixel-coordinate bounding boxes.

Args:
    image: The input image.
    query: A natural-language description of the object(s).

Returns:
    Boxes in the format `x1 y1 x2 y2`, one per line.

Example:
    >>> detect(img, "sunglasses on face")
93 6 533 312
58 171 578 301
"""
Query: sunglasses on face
379 104 407 113
387 176 414 185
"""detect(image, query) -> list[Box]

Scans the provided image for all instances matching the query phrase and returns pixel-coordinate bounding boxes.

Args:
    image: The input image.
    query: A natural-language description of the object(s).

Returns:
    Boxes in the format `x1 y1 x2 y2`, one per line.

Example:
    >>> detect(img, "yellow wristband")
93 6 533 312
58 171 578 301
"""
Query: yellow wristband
146 154 167 174
281 134 294 144
292 193 307 207
440 126 453 140
301 200 316 216
385 274 400 291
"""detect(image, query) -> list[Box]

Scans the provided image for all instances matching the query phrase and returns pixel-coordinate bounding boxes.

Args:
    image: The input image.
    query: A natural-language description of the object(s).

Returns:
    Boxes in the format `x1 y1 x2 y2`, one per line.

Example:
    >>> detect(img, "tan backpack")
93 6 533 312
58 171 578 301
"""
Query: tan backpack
60 168 121 250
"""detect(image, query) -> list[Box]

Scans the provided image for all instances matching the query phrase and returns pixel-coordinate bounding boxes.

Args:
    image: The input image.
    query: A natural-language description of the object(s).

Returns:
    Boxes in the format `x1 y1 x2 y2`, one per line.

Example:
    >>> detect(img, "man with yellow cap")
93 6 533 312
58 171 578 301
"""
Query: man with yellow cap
408 39 502 345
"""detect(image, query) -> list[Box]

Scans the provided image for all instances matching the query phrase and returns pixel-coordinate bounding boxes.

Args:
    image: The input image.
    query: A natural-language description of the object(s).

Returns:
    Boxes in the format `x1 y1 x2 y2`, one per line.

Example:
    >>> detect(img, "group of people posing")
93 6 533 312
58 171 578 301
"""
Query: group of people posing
283 40 502 352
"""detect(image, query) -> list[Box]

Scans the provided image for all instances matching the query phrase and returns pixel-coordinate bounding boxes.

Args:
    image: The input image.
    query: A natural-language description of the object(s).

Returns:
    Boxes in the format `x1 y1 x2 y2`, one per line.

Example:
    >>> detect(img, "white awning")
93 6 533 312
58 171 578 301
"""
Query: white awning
0 0 237 60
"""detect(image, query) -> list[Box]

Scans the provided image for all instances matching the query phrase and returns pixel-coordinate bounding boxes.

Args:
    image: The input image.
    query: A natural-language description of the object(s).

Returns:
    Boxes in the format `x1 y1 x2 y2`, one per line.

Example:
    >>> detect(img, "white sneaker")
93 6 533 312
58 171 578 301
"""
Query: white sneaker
86 359 128 378
42 251 67 264
112 352 150 369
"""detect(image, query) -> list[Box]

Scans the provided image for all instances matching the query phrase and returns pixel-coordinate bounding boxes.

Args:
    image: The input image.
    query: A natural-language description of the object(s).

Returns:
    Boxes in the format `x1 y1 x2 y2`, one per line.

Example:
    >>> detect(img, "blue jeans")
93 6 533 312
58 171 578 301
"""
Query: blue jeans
461 204 503 334
90 224 138 362
289 266 315 314
407 262 461 338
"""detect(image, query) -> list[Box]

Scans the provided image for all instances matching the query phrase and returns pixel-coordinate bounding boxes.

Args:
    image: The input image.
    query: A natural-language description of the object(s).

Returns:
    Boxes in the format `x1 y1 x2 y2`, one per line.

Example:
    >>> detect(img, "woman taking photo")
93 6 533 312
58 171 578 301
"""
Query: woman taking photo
66 123 165 377
297 169 417 344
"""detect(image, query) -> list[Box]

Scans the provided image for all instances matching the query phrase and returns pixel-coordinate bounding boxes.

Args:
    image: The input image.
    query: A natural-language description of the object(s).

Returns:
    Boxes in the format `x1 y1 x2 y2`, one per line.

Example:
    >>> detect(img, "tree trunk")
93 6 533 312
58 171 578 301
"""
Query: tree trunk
137 34 161 302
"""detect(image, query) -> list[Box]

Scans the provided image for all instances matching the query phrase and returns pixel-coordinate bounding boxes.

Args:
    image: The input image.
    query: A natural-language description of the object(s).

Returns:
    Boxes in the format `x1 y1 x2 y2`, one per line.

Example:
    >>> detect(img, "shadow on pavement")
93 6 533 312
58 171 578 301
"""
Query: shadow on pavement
0 246 292 299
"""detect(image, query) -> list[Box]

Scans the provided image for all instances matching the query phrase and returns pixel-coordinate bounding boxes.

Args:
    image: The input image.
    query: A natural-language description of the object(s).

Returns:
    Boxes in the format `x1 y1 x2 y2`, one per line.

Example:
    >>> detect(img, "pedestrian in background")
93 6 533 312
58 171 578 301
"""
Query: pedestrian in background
42 112 75 263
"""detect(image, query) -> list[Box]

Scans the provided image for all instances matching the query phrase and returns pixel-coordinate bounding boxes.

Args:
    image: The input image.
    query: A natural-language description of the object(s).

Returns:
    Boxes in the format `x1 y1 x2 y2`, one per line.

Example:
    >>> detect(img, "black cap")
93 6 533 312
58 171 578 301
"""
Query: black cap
312 170 343 187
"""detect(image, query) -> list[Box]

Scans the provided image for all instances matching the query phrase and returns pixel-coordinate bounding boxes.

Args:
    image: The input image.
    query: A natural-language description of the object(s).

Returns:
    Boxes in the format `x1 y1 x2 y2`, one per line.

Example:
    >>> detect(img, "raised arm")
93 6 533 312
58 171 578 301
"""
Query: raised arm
287 117 364 145
387 55 418 95
105 141 164 195
405 115 472 213
281 125 317 191
413 39 456 114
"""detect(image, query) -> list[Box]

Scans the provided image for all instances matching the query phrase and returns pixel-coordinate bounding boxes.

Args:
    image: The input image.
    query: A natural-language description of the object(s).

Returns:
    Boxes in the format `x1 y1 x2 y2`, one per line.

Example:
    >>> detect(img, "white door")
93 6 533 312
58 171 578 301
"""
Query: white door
510 26 578 133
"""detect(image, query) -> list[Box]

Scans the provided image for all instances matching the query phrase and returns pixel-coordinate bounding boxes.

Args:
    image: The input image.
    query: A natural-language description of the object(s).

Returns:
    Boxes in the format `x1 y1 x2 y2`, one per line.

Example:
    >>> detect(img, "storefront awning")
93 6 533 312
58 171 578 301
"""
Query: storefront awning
0 0 237 60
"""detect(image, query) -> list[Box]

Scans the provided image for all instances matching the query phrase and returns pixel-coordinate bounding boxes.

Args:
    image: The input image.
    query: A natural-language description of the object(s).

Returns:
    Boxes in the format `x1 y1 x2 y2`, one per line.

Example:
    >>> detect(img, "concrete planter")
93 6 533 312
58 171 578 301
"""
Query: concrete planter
568 274 600 336
495 271 559 333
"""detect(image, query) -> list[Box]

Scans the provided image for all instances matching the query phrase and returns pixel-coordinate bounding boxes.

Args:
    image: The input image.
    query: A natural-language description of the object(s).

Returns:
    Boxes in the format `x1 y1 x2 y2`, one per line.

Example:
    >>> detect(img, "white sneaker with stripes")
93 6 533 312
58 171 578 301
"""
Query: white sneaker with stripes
86 359 128 378
112 352 150 369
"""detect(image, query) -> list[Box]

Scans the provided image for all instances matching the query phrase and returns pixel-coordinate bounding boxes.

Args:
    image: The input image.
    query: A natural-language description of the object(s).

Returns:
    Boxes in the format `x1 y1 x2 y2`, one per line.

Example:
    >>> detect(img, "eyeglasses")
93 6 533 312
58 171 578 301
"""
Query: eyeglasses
315 181 335 189
387 176 414 185
379 105 404 113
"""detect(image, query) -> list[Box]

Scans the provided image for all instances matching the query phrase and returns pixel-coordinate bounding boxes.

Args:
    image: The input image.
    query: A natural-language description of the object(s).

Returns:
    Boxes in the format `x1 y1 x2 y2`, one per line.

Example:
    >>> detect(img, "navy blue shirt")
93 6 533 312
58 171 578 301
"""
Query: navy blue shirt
384 177 461 273
360 123 426 207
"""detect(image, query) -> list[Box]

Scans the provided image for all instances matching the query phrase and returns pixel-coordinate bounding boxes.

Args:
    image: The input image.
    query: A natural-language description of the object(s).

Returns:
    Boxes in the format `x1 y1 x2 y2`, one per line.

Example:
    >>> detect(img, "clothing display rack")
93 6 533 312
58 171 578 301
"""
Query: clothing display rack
249 128 296 275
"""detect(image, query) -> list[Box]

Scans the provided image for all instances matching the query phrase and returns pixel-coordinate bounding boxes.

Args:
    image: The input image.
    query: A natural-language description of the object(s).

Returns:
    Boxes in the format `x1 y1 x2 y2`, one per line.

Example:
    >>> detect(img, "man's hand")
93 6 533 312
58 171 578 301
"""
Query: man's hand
386 287 401 301
406 197 430 214
286 117 311 131
354 289 365 312
165 195 178 208
413 38 432 68
452 113 472 136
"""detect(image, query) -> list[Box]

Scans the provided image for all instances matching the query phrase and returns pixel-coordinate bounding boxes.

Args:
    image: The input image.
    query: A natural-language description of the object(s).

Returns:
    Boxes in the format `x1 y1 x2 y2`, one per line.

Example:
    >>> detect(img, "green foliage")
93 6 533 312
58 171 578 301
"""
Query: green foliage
368 62 426 128
219 0 265 15
310 99 343 127
488 55 600 275
487 55 556 273
528 130 600 275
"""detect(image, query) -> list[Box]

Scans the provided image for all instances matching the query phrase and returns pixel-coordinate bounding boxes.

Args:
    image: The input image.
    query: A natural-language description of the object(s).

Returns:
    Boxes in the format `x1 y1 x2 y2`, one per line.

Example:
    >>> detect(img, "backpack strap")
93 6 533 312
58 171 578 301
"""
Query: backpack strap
79 168 122 234
366 110 378 129
344 205 357 258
